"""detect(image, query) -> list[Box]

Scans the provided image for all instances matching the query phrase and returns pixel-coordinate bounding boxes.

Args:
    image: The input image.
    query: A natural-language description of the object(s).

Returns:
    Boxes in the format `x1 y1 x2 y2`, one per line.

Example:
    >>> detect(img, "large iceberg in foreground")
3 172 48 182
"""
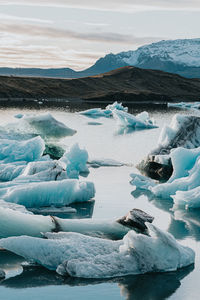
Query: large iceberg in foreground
0 224 194 278
6 113 76 139
113 110 157 129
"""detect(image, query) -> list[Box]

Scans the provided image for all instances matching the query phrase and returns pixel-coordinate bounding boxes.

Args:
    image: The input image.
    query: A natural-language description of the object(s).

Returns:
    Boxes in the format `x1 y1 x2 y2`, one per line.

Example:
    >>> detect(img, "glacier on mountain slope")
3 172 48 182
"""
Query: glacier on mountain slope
118 39 200 68
113 110 157 129
79 101 127 118
0 223 194 278
5 113 76 139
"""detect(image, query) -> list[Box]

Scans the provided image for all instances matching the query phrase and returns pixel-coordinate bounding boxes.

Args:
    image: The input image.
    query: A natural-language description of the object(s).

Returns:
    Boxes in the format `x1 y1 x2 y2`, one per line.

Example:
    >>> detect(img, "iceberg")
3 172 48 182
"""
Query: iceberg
138 114 200 180
79 101 127 118
5 113 76 139
0 136 45 163
131 146 200 210
0 223 194 278
60 143 89 179
1 179 95 208
88 158 124 168
113 110 157 129
0 208 152 239
105 101 128 112
168 102 200 110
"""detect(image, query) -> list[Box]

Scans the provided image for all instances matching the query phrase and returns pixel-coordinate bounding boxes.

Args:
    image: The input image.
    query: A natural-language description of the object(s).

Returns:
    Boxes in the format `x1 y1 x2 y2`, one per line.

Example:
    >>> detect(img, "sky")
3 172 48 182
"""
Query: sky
0 0 199 70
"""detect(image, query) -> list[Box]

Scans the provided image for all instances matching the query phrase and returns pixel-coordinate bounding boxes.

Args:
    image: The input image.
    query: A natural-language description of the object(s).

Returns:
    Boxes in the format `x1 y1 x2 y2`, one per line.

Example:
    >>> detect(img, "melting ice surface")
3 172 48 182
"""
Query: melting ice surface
0 223 194 279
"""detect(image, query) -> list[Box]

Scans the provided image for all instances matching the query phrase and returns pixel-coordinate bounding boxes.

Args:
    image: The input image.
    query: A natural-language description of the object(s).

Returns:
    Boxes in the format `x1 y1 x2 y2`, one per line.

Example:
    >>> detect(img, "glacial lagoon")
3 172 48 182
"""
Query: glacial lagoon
0 103 199 300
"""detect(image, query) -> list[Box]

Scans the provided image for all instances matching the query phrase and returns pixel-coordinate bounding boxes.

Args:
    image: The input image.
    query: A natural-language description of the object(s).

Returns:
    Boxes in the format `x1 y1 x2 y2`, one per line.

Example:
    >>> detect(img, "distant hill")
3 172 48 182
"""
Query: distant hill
1 38 200 79
0 66 200 103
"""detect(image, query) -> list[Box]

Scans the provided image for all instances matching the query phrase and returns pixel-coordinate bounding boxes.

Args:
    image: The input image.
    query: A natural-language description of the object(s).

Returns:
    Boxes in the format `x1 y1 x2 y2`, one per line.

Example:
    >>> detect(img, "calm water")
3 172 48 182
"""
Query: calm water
0 103 199 300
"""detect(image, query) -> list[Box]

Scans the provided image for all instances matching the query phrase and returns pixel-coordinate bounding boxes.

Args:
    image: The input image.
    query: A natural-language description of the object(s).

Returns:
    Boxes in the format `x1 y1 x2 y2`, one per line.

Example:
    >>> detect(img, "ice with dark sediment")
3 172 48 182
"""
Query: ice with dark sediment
0 208 151 239
138 114 200 181
131 146 200 209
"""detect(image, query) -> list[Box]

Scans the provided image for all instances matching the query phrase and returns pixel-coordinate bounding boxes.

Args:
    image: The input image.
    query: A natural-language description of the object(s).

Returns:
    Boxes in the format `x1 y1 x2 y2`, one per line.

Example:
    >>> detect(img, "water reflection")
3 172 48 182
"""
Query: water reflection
1 264 193 300
131 189 200 241
32 200 95 219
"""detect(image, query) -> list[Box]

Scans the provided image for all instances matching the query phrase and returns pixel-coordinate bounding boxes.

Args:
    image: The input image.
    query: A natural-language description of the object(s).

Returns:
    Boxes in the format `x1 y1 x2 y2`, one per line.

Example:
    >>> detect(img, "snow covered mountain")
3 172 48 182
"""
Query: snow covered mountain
85 39 200 78
0 39 199 78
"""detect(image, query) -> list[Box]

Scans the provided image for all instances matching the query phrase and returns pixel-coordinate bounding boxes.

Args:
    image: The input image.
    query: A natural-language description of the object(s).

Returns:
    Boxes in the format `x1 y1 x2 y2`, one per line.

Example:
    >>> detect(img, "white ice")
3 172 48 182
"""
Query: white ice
79 101 127 118
113 110 157 129
5 113 76 139
0 223 194 278
0 136 45 163
60 143 89 178
168 102 200 110
1 179 95 208
131 146 200 209
88 158 124 168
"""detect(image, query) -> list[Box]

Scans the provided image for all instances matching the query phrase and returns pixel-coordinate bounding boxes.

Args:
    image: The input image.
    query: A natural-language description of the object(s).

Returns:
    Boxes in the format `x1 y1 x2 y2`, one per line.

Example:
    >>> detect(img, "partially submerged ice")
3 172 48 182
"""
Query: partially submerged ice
113 110 157 129
0 207 152 239
131 146 200 210
79 101 127 118
6 112 76 139
1 179 95 208
0 223 194 278
0 136 45 163
168 102 200 110
138 114 200 181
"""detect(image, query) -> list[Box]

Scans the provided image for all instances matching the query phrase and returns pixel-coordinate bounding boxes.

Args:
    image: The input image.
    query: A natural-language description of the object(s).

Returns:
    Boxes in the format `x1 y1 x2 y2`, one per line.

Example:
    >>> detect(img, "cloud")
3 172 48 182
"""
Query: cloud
1 0 200 12
0 21 161 45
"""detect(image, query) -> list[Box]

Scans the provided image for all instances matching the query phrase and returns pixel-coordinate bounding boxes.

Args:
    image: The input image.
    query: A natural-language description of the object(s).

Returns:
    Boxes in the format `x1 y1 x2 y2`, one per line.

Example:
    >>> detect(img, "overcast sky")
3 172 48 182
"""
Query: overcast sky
0 0 199 70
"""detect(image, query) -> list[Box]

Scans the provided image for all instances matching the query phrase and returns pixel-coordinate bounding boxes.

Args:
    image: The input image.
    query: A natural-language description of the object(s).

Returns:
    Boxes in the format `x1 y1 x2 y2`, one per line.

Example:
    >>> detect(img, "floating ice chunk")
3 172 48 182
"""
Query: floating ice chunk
0 208 150 239
172 186 200 209
106 101 128 112
88 158 124 168
130 173 156 190
79 108 112 118
0 223 194 278
2 179 95 208
0 136 45 163
60 143 89 179
0 207 54 238
7 113 76 139
0 163 25 181
0 200 32 215
16 160 67 182
138 114 200 181
14 113 24 119
113 110 157 129
80 102 127 118
168 102 200 110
